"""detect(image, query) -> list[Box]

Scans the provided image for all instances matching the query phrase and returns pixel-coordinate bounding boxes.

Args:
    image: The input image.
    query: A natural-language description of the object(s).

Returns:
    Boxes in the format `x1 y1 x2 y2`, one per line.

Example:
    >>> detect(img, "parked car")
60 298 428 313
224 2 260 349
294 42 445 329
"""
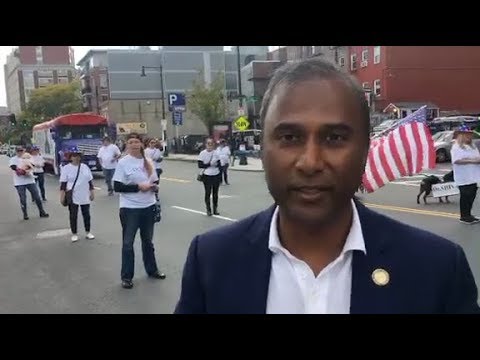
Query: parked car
433 130 480 163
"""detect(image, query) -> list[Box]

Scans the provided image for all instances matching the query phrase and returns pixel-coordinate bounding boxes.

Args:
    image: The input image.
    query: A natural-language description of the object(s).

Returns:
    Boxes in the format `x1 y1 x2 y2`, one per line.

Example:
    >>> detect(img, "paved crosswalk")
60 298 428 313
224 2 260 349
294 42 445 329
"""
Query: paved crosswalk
390 168 452 187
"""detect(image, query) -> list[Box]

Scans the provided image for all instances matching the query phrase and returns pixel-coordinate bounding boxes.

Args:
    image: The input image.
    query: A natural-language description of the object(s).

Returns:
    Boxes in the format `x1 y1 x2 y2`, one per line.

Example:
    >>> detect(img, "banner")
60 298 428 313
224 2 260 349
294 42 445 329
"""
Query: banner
116 122 147 135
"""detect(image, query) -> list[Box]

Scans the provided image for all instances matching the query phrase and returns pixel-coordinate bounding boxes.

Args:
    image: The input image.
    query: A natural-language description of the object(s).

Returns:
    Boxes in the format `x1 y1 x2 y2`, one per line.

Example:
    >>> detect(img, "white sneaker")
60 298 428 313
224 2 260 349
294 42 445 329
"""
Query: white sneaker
71 235 79 242
86 233 95 240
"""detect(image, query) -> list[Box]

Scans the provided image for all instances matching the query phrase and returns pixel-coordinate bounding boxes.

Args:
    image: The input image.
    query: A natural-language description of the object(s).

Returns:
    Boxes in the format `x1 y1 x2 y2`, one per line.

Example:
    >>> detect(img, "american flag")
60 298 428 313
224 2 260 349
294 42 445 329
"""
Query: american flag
363 106 436 193
372 105 428 139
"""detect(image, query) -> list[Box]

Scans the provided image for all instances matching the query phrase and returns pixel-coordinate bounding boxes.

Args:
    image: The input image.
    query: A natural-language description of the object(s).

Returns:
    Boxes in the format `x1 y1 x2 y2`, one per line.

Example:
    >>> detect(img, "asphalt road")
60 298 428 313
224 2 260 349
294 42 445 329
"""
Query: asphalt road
0 156 478 313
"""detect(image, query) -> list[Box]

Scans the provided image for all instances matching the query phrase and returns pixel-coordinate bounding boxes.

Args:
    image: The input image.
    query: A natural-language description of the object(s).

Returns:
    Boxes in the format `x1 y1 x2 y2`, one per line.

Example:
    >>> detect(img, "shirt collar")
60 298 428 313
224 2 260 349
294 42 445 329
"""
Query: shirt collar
268 199 366 257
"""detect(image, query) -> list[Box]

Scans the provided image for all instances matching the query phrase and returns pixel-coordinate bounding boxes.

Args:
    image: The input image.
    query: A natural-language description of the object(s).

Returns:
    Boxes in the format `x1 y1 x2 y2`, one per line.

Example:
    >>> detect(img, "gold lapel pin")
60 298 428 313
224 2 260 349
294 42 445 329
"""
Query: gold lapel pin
372 268 390 286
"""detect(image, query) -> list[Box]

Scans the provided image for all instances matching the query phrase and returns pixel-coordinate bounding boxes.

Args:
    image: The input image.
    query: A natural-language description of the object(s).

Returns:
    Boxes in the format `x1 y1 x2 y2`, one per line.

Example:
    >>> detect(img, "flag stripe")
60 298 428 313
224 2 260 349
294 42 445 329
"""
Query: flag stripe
399 125 414 175
378 141 396 181
388 133 408 177
411 122 424 173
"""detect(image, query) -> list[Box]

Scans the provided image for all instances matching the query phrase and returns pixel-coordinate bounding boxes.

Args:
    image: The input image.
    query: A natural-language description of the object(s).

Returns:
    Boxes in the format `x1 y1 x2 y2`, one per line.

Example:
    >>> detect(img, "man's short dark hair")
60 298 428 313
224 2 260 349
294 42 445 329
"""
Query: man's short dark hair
103 136 111 142
259 57 371 137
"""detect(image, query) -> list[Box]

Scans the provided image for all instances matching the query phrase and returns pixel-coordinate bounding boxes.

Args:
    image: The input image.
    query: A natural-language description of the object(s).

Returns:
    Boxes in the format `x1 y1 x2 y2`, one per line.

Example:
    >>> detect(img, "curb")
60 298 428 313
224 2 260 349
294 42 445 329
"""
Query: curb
164 157 264 172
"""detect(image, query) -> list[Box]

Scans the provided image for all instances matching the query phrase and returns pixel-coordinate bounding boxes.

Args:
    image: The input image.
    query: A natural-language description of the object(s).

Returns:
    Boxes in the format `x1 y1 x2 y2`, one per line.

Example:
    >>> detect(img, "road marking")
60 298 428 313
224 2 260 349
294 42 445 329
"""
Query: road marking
389 181 421 187
363 202 459 219
219 195 238 199
36 228 71 239
171 206 237 222
162 177 191 183
94 187 102 190
173 203 460 222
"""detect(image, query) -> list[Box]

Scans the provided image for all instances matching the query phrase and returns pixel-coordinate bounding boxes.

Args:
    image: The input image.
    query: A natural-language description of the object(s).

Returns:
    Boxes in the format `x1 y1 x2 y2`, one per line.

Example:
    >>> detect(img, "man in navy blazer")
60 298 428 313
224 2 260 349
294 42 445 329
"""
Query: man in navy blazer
175 58 480 314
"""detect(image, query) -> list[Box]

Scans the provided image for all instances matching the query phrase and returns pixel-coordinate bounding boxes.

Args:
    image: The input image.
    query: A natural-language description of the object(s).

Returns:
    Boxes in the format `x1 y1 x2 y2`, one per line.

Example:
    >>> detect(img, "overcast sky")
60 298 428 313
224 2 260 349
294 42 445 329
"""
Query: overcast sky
0 46 276 108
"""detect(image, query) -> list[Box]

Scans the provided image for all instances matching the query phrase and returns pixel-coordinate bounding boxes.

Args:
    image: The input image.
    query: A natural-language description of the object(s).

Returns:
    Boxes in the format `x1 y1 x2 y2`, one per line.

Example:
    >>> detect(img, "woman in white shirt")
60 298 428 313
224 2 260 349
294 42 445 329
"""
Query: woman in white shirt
198 138 221 216
450 125 480 224
60 147 95 242
113 133 166 289
30 146 47 201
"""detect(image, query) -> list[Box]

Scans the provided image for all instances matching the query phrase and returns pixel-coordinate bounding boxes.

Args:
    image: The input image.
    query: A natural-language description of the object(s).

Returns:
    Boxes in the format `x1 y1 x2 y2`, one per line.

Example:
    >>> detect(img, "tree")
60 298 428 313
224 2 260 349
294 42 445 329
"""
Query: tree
188 72 226 135
25 81 83 126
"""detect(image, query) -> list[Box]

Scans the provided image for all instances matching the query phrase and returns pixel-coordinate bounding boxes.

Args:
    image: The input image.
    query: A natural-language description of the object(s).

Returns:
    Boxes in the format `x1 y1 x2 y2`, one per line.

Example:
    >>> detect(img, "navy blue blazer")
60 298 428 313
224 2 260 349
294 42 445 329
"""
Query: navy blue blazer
174 200 480 314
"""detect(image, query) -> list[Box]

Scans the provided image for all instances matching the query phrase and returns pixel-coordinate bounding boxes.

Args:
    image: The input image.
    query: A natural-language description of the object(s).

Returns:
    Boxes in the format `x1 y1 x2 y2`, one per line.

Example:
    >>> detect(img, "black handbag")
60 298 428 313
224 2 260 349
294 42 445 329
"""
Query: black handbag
62 164 81 207
153 201 161 223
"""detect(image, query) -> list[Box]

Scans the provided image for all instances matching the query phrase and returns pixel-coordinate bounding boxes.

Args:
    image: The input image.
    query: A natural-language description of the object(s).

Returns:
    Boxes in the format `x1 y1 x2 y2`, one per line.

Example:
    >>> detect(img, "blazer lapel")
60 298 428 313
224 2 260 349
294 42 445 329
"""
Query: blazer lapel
226 206 274 314
350 201 398 314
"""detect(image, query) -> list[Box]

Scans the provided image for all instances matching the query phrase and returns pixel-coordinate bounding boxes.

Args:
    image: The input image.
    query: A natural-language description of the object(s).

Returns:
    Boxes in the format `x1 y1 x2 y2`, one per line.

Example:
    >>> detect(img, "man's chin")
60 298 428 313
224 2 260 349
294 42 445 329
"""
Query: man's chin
280 203 336 227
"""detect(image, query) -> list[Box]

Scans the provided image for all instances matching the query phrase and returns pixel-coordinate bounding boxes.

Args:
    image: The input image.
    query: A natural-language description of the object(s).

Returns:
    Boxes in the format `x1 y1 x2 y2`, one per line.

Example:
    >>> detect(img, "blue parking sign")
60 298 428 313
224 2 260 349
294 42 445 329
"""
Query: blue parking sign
168 92 186 112
172 111 183 126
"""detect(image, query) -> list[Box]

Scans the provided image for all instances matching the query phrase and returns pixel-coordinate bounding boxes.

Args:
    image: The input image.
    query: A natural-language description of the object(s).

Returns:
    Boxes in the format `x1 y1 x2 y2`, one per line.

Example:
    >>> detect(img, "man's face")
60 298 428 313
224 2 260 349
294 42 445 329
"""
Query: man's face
103 139 111 146
262 78 369 225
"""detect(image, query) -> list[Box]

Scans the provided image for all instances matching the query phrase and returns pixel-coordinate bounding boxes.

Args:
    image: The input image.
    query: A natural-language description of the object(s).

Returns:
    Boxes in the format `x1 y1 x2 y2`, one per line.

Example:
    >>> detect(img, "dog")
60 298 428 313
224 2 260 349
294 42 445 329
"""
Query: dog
417 170 454 204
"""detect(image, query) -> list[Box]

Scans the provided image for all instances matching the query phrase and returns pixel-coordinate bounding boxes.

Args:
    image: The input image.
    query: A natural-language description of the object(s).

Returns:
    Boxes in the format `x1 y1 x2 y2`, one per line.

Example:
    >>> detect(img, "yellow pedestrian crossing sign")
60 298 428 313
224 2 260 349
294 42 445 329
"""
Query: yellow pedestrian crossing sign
234 116 250 131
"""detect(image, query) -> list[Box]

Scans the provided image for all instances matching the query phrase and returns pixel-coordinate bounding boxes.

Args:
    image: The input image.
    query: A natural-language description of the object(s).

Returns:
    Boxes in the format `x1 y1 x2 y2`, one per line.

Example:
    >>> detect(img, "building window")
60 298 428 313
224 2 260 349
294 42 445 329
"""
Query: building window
99 74 108 89
374 46 381 64
57 77 69 84
374 79 381 96
35 46 43 64
38 77 53 87
350 54 357 70
362 82 370 90
101 95 109 102
361 49 368 62
339 57 345 67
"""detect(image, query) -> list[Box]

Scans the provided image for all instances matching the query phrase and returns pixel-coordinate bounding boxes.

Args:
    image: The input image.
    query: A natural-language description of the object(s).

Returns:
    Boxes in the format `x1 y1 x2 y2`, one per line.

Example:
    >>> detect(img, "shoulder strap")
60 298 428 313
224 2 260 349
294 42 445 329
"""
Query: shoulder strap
71 164 81 191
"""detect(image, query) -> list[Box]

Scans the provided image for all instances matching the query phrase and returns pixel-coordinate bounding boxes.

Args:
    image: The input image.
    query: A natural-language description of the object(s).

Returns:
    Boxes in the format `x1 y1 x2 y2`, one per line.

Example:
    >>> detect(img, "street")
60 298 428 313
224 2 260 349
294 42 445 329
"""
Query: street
0 156 479 313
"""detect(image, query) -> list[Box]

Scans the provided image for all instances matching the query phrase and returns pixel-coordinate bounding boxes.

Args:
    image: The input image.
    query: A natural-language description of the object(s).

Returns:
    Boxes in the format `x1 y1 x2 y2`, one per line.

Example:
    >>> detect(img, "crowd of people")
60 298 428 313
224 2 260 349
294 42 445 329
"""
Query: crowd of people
5 57 480 313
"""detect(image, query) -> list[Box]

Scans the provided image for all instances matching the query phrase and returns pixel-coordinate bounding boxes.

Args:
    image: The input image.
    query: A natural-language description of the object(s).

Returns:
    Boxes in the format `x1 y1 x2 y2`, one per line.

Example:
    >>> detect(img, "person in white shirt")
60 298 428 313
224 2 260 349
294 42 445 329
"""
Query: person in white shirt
450 125 480 224
97 136 121 196
113 132 166 289
30 146 47 202
198 138 221 216
60 147 96 242
8 146 49 221
216 139 231 185
144 138 164 183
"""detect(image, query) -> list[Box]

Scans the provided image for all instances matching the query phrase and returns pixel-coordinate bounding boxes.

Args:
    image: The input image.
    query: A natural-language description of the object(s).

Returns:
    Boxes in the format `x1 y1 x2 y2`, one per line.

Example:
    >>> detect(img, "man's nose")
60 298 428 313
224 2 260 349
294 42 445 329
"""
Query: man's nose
295 138 325 175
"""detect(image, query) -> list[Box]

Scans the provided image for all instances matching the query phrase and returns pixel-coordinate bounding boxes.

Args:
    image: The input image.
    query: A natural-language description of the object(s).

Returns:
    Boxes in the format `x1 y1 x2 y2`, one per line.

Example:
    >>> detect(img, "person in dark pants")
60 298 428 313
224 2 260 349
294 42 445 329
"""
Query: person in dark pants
9 146 49 220
30 146 47 201
113 132 166 289
217 139 231 185
60 147 96 242
198 138 221 216
450 125 480 224
97 136 121 196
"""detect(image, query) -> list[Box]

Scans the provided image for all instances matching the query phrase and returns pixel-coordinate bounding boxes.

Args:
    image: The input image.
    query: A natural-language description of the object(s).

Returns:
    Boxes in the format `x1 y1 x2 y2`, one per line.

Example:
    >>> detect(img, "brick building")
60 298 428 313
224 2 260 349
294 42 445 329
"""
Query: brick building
4 46 76 115
348 46 480 118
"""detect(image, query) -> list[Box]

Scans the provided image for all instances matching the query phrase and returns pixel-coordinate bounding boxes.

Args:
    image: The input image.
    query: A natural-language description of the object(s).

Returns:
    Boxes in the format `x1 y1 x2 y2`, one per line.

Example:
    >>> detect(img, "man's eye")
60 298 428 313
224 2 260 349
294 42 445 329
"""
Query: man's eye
326 133 346 142
279 134 300 142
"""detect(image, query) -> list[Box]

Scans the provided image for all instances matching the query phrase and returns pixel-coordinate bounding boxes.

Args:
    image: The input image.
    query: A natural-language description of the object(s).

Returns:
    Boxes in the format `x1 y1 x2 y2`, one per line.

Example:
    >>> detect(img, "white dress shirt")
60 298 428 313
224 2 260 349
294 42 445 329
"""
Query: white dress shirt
266 200 366 314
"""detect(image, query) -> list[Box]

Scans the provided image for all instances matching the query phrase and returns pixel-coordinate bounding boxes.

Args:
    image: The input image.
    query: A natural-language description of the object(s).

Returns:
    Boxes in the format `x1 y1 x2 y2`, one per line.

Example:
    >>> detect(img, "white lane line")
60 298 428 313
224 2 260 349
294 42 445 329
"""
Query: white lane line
171 206 237 222
37 228 71 239
94 187 102 190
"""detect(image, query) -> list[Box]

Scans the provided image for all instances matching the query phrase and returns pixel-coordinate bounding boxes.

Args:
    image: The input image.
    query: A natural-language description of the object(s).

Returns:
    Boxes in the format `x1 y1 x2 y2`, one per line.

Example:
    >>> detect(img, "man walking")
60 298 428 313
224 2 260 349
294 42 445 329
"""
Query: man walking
97 136 121 196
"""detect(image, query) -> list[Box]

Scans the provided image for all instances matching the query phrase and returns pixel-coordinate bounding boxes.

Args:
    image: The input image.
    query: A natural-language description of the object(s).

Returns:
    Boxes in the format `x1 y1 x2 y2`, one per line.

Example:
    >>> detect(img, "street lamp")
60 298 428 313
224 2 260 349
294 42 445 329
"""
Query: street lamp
140 65 166 140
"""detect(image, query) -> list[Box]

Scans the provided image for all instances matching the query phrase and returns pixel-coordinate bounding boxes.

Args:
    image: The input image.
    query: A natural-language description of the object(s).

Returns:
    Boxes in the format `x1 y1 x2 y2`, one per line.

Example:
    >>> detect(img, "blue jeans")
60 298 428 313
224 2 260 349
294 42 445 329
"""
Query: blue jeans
103 168 115 193
15 183 46 217
119 205 158 281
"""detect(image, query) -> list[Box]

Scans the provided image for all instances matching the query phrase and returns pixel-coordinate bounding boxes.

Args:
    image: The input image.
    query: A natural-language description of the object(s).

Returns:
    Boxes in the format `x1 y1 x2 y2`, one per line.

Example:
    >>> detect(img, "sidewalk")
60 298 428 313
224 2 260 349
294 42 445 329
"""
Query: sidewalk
164 154 264 172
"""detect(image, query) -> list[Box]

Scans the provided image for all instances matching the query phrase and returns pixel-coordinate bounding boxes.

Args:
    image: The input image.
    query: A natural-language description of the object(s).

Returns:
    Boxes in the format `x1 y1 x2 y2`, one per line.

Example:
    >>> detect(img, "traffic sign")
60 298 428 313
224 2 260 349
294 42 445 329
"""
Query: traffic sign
234 116 250 131
172 111 183 126
168 92 186 112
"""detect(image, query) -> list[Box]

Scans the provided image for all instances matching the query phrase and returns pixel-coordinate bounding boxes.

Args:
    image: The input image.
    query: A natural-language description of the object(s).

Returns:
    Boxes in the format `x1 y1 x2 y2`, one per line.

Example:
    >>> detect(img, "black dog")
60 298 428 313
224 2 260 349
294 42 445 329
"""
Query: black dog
417 170 454 204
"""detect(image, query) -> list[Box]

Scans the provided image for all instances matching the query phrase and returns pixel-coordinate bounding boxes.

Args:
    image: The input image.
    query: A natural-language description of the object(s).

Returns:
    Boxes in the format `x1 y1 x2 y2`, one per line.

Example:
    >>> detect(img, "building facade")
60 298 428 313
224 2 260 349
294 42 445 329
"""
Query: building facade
4 46 76 115
347 46 480 116
77 50 109 114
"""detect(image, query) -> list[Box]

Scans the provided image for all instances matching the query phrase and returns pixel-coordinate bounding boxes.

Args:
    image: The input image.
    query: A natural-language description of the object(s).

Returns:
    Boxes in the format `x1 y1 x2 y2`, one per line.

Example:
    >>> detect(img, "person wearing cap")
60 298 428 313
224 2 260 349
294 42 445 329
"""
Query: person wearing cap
60 147 95 242
451 125 480 224
8 146 49 220
30 146 47 202
97 136 121 196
